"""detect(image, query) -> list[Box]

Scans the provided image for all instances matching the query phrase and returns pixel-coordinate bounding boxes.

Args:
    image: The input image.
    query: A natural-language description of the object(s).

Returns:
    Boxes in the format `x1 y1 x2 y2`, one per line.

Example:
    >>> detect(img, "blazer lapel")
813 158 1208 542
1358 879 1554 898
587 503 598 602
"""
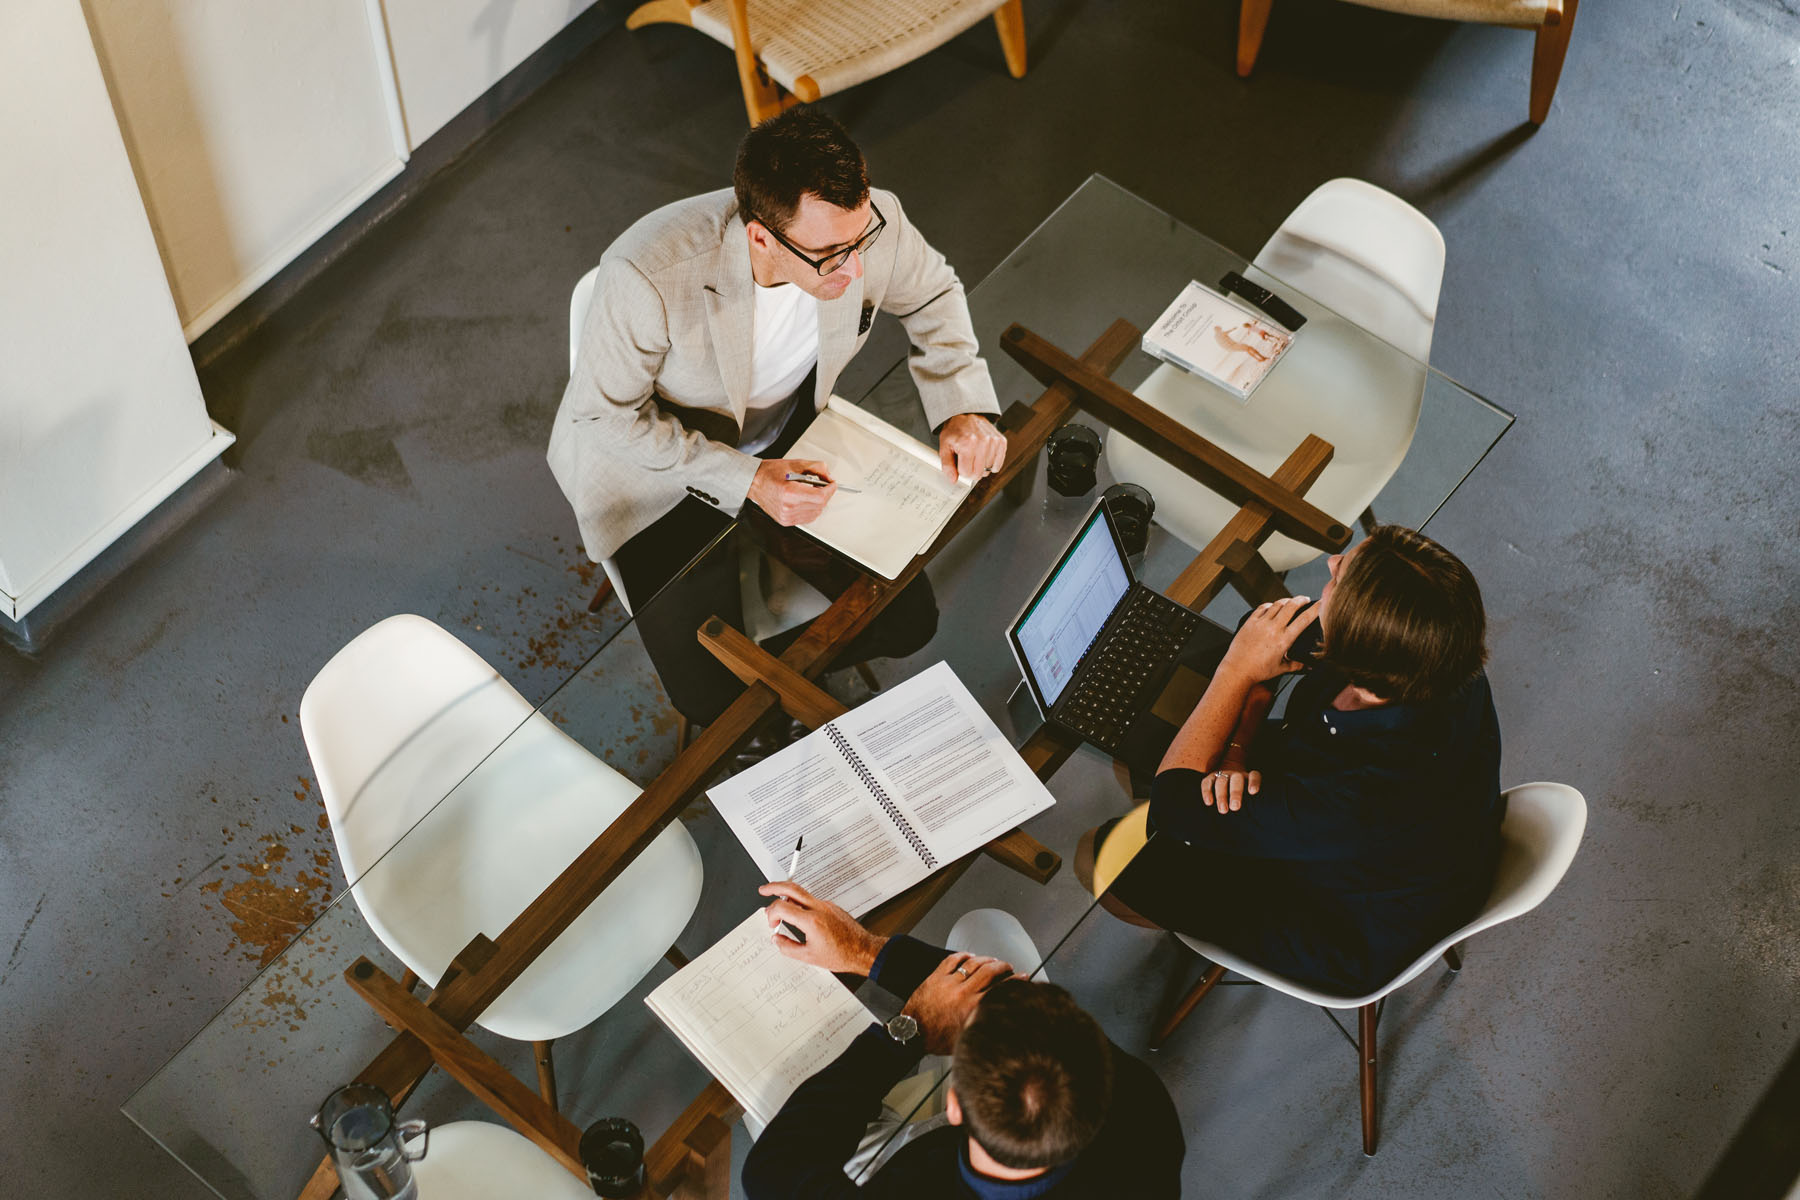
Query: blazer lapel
814 272 865 411
704 213 755 422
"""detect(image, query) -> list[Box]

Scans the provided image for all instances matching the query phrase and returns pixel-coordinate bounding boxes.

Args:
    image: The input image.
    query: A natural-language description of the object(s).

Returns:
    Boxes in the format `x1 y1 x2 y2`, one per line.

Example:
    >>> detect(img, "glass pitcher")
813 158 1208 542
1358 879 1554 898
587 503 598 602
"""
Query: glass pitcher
311 1083 429 1200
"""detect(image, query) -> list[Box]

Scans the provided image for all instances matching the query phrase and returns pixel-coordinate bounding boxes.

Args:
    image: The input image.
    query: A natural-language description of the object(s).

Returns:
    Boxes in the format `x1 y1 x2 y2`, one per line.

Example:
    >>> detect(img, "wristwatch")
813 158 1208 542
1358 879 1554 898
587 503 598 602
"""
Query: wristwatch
885 1013 920 1046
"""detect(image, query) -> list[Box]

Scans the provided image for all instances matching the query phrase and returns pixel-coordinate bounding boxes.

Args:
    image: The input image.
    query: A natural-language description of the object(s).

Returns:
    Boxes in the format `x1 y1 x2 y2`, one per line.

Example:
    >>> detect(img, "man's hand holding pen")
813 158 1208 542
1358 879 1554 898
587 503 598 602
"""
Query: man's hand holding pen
758 882 885 975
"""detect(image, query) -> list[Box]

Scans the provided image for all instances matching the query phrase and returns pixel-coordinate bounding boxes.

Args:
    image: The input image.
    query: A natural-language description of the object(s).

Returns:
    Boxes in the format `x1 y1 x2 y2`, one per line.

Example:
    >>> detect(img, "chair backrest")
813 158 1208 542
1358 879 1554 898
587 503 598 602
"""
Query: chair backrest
569 265 600 376
1253 178 1445 362
408 1121 598 1199
1461 780 1588 933
1177 781 1587 1008
567 266 634 612
300 614 535 883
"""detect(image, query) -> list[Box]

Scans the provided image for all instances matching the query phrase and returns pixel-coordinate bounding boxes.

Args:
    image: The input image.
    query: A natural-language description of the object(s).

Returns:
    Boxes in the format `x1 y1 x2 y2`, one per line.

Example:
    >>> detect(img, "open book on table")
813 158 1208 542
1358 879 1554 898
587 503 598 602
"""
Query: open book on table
707 661 1056 918
645 910 873 1129
784 396 972 579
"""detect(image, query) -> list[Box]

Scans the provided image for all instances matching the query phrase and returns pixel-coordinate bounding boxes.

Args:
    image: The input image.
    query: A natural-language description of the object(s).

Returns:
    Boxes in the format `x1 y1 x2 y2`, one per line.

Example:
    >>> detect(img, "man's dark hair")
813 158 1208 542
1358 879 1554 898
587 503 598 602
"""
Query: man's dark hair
1322 524 1487 704
733 107 869 234
951 979 1113 1170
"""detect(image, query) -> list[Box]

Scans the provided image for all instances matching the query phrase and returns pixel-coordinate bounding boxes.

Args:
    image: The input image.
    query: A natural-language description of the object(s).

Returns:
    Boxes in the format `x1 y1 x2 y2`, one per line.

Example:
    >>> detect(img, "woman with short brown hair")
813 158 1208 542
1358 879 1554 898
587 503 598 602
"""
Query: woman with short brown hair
1082 526 1504 996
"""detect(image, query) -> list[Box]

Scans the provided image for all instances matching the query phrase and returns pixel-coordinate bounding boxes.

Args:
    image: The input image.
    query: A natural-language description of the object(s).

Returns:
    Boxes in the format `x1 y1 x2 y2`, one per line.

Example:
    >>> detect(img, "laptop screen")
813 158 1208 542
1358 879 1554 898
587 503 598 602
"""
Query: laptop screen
1012 505 1132 708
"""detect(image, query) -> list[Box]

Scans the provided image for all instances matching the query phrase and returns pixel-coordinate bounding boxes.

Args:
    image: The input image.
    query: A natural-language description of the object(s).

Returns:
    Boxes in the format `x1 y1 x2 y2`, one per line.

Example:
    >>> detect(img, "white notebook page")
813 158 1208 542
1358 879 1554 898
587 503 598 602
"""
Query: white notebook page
645 911 873 1128
785 397 971 579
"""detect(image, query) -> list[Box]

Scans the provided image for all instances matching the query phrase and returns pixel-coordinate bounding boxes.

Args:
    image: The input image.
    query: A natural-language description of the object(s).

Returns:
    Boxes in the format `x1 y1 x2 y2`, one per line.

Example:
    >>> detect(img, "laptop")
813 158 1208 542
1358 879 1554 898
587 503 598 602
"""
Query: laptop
1008 502 1229 759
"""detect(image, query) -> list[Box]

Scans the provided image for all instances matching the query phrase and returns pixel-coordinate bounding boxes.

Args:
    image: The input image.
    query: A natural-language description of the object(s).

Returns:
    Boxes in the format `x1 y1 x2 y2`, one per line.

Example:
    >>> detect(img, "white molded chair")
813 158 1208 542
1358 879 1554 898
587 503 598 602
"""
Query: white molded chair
570 267 834 649
1139 781 1587 1155
409 1121 595 1198
300 615 704 1107
1238 0 1579 126
1105 178 1444 574
626 0 1028 124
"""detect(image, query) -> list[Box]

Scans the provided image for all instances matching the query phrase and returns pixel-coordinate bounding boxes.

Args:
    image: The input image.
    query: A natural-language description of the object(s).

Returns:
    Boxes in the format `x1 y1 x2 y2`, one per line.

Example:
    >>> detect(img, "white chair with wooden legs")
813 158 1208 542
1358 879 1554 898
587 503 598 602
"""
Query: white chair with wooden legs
1238 0 1579 125
626 0 1029 124
409 1121 597 1198
1114 781 1587 1155
301 615 705 1112
1106 178 1444 576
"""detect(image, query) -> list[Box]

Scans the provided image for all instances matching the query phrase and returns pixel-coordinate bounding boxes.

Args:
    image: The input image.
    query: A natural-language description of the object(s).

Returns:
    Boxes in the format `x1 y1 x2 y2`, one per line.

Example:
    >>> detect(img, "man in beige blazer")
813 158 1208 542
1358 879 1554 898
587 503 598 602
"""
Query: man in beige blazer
548 107 1006 724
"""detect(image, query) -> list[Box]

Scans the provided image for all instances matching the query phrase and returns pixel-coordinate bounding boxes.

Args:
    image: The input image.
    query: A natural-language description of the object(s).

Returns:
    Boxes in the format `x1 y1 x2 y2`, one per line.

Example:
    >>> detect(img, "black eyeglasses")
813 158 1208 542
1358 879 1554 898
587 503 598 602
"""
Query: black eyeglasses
753 204 886 276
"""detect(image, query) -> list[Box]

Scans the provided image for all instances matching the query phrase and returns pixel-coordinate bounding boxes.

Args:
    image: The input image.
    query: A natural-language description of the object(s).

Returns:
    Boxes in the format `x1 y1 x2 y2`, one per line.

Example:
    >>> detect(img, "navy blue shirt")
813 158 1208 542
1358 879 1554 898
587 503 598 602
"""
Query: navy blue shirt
1111 668 1505 995
741 935 1185 1199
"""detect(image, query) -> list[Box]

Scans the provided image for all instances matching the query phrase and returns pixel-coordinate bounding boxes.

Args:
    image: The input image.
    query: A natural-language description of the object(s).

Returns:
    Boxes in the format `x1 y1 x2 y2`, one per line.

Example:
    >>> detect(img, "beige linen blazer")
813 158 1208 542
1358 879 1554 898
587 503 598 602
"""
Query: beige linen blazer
547 187 999 562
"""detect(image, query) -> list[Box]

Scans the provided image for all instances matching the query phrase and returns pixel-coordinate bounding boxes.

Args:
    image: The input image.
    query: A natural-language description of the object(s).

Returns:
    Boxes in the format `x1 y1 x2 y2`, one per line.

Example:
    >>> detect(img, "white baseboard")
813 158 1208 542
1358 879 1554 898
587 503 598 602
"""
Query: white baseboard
1 421 235 622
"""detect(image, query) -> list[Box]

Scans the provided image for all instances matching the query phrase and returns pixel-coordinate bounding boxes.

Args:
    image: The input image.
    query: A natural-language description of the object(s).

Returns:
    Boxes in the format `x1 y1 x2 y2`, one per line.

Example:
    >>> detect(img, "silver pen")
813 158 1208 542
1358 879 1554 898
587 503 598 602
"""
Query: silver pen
785 471 862 493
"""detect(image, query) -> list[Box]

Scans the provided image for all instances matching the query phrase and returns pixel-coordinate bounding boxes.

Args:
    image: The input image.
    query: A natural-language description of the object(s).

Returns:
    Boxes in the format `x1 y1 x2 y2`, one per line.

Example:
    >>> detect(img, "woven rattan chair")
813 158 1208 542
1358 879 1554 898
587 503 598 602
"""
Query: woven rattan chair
1238 0 1578 124
628 0 1027 123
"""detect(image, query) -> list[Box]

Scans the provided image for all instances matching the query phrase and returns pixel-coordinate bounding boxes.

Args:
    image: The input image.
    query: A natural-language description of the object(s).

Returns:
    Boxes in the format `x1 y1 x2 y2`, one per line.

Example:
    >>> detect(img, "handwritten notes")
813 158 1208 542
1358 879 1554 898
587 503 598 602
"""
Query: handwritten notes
646 912 873 1127
785 397 971 578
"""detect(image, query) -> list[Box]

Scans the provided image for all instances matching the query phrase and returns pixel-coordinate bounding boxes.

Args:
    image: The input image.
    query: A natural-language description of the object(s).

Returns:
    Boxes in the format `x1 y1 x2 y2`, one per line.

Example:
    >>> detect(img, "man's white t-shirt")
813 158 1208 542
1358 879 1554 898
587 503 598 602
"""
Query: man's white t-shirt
739 281 820 455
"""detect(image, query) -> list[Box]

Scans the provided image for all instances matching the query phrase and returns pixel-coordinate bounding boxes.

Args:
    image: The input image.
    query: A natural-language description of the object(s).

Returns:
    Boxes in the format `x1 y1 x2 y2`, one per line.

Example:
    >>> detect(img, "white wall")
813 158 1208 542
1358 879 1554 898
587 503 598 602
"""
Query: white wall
380 0 598 148
82 0 409 339
0 0 231 620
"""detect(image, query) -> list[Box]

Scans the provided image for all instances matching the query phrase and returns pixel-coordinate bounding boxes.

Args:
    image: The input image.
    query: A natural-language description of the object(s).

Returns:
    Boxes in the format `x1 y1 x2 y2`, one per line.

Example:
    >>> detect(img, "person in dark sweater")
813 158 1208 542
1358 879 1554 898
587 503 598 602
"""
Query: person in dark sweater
1078 525 1505 996
741 882 1185 1198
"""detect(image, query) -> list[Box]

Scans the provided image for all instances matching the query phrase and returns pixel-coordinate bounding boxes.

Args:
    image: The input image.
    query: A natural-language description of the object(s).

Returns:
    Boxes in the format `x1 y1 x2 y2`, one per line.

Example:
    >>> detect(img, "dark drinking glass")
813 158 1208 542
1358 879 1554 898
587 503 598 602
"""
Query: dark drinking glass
1045 423 1101 496
581 1117 646 1198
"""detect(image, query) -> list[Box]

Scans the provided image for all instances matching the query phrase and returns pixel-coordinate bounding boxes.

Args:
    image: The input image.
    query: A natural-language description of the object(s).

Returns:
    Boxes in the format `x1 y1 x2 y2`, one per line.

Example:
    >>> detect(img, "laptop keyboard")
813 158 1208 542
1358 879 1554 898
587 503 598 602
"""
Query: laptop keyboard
1058 588 1202 748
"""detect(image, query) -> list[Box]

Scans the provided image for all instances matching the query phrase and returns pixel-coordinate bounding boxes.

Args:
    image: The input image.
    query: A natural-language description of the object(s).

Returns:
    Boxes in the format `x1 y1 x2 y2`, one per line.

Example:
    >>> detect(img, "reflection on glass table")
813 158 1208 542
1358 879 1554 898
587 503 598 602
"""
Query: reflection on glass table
124 174 1511 1200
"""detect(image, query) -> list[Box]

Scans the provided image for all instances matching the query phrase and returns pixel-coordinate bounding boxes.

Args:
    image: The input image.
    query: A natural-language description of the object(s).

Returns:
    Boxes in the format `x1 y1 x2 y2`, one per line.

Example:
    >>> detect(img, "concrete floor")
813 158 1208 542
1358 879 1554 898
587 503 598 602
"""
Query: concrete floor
3 0 1797 1195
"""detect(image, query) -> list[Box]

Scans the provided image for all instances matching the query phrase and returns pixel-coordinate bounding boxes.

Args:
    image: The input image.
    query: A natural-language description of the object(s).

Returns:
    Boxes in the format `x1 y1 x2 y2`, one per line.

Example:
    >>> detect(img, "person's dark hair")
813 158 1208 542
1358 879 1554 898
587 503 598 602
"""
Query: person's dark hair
1321 524 1487 705
951 980 1113 1170
732 107 869 234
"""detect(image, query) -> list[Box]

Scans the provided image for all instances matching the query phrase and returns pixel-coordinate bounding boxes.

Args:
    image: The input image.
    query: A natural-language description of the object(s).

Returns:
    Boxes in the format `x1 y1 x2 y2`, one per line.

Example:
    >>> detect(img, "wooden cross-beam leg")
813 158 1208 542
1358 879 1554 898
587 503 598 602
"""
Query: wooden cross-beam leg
999 323 1349 553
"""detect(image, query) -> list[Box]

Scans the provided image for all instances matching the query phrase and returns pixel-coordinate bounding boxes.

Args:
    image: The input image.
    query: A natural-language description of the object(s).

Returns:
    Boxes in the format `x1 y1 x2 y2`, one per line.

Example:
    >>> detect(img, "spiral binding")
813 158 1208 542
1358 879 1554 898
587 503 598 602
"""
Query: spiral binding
826 726 936 869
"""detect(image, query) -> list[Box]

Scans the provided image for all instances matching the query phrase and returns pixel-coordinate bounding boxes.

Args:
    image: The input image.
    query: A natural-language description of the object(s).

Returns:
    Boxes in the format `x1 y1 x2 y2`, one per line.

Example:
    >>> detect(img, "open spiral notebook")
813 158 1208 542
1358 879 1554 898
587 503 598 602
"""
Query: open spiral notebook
705 661 1056 917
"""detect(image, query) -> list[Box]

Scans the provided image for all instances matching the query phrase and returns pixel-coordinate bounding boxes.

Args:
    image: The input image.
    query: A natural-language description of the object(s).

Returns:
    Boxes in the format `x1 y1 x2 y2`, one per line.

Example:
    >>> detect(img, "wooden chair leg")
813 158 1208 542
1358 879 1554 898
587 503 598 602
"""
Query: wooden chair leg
1358 506 1378 536
854 662 881 692
399 968 421 991
1529 0 1578 124
532 1039 558 1112
723 0 796 123
1358 1003 1379 1155
993 0 1028 78
586 577 614 614
1237 0 1276 77
676 714 691 753
1442 944 1463 973
665 943 691 970
1150 963 1227 1050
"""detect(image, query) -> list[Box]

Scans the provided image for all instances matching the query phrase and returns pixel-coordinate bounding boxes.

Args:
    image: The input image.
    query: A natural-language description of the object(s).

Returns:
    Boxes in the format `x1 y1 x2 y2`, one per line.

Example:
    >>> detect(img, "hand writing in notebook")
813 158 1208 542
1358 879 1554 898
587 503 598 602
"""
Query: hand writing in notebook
748 457 838 525
758 882 885 974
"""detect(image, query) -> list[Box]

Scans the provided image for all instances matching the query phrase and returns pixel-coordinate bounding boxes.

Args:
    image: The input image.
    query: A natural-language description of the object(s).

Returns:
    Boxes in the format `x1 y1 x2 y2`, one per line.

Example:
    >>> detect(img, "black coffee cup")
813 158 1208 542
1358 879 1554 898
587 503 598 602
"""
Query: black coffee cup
1045 423 1101 496
581 1118 645 1198
1101 483 1155 555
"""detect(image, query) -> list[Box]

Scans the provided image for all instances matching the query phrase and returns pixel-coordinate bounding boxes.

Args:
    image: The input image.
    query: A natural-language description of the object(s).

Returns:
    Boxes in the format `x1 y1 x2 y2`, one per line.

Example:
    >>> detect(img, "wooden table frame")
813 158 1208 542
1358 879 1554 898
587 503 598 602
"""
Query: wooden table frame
297 318 1346 1198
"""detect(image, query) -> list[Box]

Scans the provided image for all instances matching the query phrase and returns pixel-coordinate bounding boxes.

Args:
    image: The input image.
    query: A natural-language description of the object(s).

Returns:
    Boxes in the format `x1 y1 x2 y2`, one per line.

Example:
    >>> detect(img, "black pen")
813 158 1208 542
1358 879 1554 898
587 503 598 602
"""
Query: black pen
779 836 808 944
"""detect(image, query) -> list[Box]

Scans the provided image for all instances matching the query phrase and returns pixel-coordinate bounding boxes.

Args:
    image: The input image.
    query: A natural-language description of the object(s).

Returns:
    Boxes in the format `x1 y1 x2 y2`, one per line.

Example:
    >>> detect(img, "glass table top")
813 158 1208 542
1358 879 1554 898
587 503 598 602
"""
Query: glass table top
123 174 1511 1199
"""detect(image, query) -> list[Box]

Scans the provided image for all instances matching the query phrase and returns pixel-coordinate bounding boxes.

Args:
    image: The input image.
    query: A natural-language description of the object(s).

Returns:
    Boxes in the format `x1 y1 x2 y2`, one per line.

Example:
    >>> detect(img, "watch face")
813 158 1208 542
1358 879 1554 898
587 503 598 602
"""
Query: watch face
886 1013 919 1044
